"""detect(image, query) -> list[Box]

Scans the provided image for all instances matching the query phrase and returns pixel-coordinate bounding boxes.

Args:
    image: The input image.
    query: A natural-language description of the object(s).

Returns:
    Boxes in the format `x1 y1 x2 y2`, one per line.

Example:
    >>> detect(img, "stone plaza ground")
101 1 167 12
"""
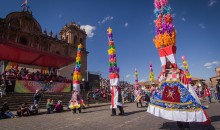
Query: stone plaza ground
0 101 220 130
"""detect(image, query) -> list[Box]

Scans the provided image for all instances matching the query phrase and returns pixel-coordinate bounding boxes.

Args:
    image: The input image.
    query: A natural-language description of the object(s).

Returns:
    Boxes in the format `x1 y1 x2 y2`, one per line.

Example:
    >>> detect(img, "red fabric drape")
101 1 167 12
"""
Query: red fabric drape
162 86 180 103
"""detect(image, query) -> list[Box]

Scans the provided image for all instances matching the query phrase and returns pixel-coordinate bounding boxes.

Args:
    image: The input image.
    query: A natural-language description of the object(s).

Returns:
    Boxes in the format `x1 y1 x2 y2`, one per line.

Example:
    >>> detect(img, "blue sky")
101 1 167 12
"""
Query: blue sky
0 0 220 83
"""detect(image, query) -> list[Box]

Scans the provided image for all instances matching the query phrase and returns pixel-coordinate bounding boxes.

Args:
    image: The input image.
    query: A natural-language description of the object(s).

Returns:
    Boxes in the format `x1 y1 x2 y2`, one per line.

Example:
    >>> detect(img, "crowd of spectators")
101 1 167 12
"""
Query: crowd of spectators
1 68 71 83
192 81 220 103
89 78 135 103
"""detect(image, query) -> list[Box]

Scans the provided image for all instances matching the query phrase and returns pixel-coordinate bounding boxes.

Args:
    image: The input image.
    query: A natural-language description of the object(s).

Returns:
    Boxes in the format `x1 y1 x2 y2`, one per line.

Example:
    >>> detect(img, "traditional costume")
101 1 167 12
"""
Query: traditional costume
107 27 124 116
70 43 85 112
134 69 142 107
147 0 208 123
69 91 81 113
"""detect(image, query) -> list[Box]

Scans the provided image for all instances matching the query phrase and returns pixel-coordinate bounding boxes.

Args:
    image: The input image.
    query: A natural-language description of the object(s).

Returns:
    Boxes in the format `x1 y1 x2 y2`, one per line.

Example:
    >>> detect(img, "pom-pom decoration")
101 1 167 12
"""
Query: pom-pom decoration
73 43 83 87
107 27 120 75
153 0 176 49
149 63 155 83
134 68 140 89
134 68 138 83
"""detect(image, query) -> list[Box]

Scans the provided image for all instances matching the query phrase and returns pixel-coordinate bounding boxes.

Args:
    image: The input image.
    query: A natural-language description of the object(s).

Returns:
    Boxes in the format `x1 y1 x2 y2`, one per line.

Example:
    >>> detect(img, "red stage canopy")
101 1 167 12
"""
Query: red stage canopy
0 39 75 68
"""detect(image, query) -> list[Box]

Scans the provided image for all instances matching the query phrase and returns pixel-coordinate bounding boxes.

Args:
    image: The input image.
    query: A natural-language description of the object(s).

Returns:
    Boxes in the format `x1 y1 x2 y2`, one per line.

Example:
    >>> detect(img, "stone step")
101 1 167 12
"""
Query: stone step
0 92 110 111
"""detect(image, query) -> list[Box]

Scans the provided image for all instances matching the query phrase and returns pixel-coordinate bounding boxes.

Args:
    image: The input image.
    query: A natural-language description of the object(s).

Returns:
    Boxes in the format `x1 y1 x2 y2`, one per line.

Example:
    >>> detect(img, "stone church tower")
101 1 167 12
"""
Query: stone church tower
58 22 88 80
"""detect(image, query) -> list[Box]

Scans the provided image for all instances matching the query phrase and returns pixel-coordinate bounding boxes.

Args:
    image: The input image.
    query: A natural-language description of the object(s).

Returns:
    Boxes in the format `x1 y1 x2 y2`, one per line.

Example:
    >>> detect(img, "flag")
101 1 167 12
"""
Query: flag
21 0 27 7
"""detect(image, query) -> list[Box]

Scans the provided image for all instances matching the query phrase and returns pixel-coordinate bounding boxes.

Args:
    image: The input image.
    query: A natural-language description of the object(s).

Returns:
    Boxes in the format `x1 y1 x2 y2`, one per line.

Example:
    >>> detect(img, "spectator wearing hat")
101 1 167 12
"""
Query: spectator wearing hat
54 100 63 113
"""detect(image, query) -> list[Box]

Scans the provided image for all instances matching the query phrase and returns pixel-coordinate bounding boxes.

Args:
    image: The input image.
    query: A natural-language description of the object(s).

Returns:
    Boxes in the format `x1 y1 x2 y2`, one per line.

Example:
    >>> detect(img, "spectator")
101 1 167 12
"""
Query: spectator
204 86 211 103
33 89 41 105
29 104 39 115
54 100 63 113
216 81 220 101
46 98 53 114
17 103 30 117
1 102 15 118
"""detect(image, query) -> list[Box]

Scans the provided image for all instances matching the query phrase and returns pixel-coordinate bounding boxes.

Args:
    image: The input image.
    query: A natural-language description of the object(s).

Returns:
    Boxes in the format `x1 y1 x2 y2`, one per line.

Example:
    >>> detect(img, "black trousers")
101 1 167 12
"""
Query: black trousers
136 100 142 107
112 106 124 115
73 107 81 113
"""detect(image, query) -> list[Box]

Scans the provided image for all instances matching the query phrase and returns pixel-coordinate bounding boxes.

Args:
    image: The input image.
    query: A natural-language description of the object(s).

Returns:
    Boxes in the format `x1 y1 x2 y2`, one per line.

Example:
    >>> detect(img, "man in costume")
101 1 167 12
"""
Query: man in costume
147 0 208 129
134 69 142 108
107 27 124 116
70 43 85 112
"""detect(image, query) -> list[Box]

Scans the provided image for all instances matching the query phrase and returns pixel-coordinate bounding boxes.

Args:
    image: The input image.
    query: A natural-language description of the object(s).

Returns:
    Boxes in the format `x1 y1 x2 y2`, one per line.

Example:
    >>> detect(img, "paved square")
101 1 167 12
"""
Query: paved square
0 102 220 130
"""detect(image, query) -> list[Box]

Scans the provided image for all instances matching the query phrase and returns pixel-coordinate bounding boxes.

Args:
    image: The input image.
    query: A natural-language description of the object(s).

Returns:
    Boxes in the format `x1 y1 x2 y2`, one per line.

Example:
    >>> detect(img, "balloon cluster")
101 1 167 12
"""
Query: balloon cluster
153 0 176 49
107 27 120 74
181 56 192 81
73 44 82 83
149 63 154 82
135 68 138 83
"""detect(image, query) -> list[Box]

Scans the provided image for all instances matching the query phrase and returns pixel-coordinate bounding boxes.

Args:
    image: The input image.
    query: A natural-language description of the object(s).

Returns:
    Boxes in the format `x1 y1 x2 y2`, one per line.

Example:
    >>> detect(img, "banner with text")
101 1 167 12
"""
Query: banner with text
15 80 71 93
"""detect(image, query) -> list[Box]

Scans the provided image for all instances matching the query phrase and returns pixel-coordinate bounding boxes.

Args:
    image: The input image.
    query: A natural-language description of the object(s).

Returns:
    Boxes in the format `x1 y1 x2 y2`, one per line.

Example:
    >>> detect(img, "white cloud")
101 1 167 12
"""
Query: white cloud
206 66 212 69
204 61 220 69
124 22 128 27
98 16 114 24
139 79 145 82
199 24 205 29
208 0 217 7
80 25 96 38
58 14 62 19
126 74 131 78
181 17 186 22
204 61 220 67
204 62 212 67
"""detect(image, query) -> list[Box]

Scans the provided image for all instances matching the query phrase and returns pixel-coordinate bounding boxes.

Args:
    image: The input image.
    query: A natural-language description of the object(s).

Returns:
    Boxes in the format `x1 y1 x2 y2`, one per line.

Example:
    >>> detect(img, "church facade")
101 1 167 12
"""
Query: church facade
0 10 88 80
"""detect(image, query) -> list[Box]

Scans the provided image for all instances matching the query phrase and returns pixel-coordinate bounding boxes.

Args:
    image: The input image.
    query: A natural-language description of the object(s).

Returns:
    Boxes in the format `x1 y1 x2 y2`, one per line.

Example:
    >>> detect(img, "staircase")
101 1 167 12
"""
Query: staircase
0 92 110 111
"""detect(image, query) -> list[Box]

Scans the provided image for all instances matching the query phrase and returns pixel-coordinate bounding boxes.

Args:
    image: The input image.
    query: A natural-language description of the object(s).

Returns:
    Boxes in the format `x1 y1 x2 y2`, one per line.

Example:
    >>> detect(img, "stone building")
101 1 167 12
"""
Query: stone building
210 67 220 86
0 10 88 80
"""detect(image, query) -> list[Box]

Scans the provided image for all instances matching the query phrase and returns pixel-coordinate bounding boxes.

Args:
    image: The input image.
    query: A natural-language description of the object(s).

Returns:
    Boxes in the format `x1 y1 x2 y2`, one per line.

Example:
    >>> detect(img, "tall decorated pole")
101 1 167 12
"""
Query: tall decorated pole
107 27 124 116
134 68 138 83
181 56 192 84
149 63 154 84
153 0 177 70
134 68 139 89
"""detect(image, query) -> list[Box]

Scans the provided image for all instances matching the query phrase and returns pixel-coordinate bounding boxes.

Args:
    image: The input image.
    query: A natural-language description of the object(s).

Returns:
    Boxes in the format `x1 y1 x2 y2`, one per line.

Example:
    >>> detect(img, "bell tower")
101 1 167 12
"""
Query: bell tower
59 22 87 46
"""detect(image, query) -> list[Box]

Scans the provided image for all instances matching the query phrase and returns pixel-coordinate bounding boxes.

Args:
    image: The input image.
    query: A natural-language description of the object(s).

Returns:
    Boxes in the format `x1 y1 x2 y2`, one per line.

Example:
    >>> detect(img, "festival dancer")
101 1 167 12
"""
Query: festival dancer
70 90 81 113
147 0 208 129
134 68 142 108
107 27 124 116
70 43 85 113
